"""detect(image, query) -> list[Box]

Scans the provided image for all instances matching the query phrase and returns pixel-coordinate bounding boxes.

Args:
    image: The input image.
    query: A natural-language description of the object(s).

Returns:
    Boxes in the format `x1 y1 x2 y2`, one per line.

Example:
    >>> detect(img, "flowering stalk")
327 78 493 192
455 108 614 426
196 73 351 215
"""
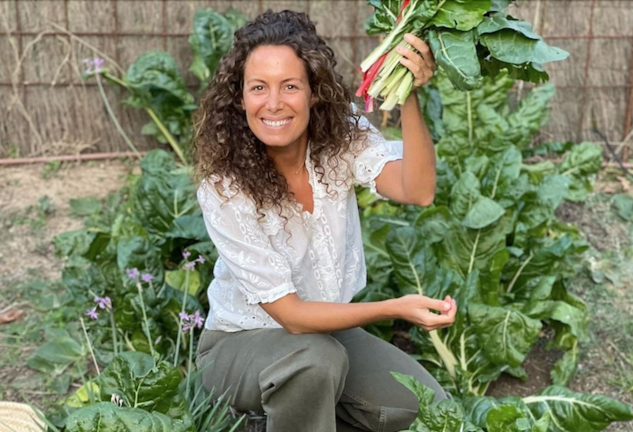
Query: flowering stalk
136 281 156 358
186 325 195 397
82 56 186 165
174 252 205 366
80 317 101 375
174 266 190 367
109 313 119 356
88 295 118 356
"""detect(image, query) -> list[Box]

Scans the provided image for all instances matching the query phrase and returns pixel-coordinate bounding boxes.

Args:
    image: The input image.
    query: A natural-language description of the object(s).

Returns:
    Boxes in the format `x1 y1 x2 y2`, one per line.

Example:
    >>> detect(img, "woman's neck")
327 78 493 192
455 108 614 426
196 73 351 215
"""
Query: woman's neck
266 137 309 177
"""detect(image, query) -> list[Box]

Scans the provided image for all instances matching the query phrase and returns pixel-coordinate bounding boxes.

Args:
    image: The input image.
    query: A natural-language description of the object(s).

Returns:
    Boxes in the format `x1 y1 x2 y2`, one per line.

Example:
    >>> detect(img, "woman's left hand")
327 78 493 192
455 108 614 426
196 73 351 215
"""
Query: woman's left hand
396 33 438 88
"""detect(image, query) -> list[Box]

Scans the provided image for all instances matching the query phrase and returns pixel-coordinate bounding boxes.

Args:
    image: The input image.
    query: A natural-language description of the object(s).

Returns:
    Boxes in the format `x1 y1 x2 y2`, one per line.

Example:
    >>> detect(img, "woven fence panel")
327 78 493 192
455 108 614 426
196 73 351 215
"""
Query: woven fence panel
0 0 632 158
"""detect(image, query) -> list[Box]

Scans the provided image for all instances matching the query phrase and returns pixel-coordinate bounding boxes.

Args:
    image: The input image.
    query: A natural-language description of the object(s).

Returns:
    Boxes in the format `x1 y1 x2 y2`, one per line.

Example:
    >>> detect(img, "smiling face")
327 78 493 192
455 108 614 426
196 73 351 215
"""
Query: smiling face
241 45 317 150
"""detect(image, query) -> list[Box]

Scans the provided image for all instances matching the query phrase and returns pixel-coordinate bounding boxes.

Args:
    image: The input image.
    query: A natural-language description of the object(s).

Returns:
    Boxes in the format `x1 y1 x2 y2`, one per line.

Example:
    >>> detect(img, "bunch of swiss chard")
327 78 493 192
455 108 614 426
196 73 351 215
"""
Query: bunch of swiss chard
356 69 603 399
357 0 568 111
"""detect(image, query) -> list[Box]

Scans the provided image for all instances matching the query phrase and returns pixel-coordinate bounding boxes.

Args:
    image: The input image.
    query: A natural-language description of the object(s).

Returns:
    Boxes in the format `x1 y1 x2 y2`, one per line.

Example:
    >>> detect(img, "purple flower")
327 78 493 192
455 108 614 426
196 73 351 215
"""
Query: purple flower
86 307 99 320
93 57 104 73
196 255 205 264
141 273 154 283
126 268 140 280
179 311 190 321
183 261 196 271
82 57 105 74
182 251 191 259
191 310 205 329
94 296 112 310
181 323 191 332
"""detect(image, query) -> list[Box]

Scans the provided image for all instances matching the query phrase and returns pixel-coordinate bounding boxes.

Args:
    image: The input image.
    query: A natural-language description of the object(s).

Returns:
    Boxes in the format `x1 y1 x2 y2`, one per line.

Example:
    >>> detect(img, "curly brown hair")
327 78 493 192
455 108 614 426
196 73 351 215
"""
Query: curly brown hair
193 9 368 218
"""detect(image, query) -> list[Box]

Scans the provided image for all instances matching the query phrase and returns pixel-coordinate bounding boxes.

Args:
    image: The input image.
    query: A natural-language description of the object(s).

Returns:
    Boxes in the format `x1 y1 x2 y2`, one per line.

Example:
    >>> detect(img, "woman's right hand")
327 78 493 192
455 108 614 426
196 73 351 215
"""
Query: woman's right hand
394 294 457 331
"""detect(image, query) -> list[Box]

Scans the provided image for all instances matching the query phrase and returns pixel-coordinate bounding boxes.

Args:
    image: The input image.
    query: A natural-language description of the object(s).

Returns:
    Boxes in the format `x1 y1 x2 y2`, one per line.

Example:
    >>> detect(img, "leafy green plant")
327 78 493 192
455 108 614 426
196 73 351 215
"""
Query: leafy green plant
82 7 246 165
357 70 602 396
52 150 217 364
357 0 567 110
46 352 245 432
392 372 633 432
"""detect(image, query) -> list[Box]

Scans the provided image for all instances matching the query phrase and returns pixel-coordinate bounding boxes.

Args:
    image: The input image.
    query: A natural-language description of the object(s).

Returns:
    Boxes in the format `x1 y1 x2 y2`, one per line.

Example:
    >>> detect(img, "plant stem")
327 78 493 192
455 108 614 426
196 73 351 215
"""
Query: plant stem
468 229 481 275
136 282 156 358
79 317 100 375
109 312 119 356
145 107 187 165
429 330 458 380
95 73 141 159
185 326 194 397
459 332 467 372
506 253 534 293
466 91 473 145
174 270 190 366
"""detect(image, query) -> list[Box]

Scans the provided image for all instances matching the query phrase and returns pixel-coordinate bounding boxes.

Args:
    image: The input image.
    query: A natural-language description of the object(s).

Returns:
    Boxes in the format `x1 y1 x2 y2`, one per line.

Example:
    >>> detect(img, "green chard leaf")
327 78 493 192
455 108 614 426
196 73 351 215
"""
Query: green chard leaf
468 303 542 367
430 0 491 31
524 386 633 432
428 29 483 91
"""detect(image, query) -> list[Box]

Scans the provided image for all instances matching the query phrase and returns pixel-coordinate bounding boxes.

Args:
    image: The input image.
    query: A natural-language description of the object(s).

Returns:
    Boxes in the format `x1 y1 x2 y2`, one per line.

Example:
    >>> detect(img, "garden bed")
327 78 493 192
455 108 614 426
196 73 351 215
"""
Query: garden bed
0 160 631 431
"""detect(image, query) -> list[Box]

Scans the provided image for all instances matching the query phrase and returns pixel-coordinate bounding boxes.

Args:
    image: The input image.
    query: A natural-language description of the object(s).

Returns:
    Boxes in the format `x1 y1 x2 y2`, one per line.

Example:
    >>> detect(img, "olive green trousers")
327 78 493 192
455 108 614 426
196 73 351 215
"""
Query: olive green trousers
195 327 448 432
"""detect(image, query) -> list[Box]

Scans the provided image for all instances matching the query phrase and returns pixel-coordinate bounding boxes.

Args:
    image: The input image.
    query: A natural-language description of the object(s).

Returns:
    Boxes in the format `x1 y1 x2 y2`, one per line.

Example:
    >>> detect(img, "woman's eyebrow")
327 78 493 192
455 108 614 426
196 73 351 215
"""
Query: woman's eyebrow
246 77 304 85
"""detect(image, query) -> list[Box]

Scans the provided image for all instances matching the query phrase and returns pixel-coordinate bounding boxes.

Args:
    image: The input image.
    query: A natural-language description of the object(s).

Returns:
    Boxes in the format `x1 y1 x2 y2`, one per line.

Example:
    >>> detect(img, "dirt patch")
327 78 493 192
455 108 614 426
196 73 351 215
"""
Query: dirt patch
0 160 136 281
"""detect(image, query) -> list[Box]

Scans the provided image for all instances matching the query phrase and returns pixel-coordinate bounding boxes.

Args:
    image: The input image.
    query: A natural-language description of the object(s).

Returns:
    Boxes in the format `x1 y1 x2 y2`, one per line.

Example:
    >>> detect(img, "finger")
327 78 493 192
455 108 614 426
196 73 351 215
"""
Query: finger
396 45 424 66
398 57 430 87
403 34 436 70
422 311 455 327
423 297 452 313
398 55 423 77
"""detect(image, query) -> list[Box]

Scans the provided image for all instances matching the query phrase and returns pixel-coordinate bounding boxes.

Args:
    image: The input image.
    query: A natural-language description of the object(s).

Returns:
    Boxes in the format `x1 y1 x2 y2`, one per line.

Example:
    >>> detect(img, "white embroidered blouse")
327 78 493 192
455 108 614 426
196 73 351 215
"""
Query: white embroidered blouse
196 114 404 332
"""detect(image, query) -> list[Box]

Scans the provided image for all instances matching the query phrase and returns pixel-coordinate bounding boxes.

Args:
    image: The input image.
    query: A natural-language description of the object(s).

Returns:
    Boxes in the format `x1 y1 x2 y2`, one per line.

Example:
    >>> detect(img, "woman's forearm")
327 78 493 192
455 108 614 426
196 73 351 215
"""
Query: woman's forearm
400 91 436 205
286 299 400 334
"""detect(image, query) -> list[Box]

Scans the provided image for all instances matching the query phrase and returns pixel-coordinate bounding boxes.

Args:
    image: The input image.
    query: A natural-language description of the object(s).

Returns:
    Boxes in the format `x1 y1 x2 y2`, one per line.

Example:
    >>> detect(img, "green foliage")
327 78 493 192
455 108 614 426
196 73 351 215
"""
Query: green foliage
86 7 247 165
358 70 603 396
189 8 246 90
57 352 244 432
393 373 633 432
52 150 217 360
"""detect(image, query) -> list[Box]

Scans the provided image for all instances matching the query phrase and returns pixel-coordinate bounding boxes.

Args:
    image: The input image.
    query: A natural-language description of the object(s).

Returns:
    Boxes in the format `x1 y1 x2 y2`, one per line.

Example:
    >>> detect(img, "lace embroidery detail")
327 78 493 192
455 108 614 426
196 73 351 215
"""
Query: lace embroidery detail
197 114 403 332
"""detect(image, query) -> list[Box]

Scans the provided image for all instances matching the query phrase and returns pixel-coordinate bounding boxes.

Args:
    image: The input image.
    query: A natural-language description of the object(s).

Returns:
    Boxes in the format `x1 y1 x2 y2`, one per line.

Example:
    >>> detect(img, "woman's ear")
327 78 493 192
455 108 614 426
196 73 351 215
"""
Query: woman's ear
310 94 318 108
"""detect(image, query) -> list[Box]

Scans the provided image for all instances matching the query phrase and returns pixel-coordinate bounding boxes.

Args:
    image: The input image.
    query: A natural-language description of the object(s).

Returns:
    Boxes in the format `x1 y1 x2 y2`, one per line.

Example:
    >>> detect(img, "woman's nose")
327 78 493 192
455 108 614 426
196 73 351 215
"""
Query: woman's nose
266 91 284 112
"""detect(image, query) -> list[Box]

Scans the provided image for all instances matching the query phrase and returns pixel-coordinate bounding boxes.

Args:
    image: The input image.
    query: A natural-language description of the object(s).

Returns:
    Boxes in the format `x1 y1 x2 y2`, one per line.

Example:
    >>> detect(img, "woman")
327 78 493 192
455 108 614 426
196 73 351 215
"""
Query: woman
192 9 456 432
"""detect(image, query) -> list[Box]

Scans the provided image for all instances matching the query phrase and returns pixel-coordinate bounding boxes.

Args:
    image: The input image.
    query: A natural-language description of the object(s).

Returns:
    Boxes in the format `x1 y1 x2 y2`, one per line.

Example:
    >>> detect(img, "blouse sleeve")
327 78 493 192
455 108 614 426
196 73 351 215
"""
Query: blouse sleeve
197 179 297 305
349 112 404 200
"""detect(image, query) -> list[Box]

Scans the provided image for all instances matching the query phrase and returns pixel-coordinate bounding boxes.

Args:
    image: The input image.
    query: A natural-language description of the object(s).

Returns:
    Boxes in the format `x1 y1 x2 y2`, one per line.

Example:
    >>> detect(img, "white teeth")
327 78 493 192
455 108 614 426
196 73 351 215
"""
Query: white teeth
263 118 291 127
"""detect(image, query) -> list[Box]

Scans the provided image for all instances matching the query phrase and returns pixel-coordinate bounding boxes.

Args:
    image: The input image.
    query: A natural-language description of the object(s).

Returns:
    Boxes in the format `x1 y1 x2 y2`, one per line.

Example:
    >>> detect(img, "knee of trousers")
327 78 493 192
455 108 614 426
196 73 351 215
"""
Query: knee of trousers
259 334 349 403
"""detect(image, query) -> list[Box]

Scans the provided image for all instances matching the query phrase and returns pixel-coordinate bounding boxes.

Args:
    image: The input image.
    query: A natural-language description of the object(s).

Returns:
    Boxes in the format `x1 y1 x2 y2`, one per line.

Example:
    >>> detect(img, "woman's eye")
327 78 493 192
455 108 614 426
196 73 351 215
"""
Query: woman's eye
252 85 263 91
286 85 297 90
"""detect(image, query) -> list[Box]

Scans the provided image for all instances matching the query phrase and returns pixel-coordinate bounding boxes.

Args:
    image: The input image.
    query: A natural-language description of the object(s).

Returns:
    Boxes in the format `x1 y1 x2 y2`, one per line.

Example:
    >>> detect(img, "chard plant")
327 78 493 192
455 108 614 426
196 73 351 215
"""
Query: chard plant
357 0 568 111
392 372 633 432
82 8 246 165
357 70 602 397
